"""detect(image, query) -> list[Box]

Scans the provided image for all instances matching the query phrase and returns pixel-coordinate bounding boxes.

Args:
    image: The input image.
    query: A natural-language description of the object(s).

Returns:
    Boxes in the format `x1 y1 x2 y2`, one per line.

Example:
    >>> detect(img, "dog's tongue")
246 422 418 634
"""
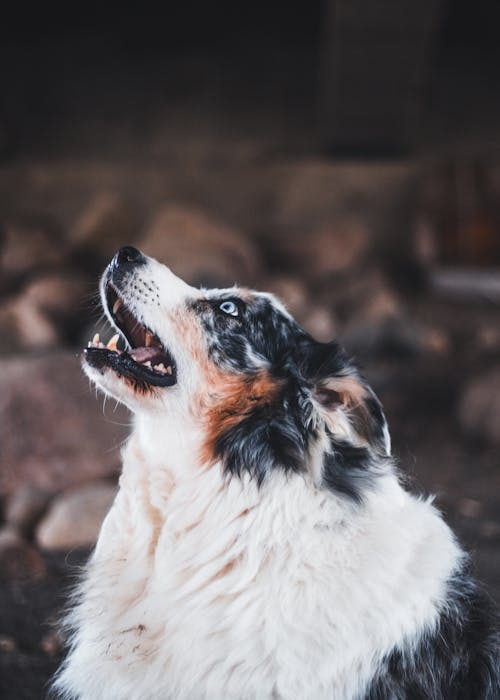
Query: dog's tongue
129 347 160 364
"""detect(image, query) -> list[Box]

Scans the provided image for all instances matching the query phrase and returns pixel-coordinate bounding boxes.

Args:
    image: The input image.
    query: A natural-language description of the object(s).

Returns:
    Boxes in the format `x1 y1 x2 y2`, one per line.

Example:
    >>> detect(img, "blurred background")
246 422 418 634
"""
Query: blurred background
1 2 500 697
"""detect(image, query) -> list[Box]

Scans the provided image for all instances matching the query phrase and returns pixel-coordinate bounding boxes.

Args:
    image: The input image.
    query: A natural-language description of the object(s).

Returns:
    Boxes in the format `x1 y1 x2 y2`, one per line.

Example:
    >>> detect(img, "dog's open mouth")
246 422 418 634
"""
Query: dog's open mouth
83 283 177 388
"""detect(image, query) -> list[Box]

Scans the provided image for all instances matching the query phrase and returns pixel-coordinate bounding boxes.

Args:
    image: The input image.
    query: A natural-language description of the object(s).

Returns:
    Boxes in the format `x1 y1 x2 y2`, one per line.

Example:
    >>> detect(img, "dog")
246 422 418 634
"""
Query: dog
54 246 499 699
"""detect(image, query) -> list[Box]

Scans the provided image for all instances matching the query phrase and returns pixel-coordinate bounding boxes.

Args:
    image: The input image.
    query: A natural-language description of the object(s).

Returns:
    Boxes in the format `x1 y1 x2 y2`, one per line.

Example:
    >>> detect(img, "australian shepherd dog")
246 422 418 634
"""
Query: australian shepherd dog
54 246 499 699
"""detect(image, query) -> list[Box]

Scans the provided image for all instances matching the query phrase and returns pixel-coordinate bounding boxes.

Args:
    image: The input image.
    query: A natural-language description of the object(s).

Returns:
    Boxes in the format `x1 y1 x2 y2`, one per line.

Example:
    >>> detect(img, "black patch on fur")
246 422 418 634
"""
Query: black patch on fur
193 293 389 495
366 564 500 699
194 294 302 375
322 437 380 503
214 379 314 485
296 336 353 381
362 394 388 452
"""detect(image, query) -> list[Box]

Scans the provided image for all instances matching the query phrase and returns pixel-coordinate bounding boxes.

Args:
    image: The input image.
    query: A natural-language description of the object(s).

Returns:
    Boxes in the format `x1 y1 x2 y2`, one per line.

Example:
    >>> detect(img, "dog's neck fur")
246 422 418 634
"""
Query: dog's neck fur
133 411 204 481
59 416 462 700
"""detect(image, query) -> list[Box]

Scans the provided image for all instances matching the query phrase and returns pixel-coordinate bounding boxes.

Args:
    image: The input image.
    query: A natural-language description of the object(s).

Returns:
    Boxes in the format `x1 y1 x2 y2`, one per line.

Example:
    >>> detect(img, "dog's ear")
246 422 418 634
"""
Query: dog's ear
295 336 391 502
297 336 391 457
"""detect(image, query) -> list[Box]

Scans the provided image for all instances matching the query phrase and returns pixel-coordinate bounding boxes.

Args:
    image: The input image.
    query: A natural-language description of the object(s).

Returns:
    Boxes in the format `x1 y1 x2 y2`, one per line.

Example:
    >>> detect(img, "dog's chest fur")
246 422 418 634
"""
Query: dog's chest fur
60 435 460 700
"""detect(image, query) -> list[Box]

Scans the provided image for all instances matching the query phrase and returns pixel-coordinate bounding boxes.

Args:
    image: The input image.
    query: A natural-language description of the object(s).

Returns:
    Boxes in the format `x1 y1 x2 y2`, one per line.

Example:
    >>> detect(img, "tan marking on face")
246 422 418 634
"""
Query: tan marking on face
199 370 282 466
172 304 283 467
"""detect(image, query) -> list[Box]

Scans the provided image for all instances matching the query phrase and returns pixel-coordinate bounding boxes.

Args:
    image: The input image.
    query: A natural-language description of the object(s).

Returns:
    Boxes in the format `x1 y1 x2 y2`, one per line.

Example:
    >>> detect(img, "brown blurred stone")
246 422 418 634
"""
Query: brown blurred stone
0 353 127 497
23 272 89 320
6 485 52 537
354 287 401 322
319 267 402 325
0 295 59 354
419 327 451 356
480 521 500 539
0 215 64 280
276 217 370 282
262 276 310 318
476 325 500 352
0 272 91 354
274 161 412 235
301 306 337 342
140 204 261 287
40 630 64 658
457 498 482 519
36 481 117 550
70 192 137 264
0 526 46 581
262 275 337 341
458 367 500 445
0 635 17 653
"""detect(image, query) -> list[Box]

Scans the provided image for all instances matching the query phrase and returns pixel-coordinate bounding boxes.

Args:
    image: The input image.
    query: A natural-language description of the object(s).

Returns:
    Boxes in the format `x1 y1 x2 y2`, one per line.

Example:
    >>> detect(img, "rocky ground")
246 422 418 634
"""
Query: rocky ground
1 155 499 699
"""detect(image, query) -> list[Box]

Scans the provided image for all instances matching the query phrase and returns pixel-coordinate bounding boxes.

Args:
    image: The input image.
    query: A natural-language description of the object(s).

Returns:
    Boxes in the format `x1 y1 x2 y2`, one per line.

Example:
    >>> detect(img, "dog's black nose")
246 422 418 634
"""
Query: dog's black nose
114 246 146 267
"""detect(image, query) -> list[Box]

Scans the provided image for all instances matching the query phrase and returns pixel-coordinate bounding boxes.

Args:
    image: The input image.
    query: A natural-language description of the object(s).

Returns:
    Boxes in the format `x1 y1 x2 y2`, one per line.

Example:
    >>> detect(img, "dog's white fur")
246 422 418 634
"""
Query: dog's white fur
55 257 463 700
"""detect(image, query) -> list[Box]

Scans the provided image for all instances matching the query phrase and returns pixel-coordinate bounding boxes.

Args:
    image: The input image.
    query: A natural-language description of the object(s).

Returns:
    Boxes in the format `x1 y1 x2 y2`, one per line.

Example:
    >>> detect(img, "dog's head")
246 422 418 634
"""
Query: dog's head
84 246 391 501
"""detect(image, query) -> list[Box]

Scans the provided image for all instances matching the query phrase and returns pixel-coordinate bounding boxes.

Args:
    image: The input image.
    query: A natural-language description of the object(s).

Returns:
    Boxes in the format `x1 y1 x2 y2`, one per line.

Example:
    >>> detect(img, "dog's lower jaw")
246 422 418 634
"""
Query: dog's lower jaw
54 432 463 700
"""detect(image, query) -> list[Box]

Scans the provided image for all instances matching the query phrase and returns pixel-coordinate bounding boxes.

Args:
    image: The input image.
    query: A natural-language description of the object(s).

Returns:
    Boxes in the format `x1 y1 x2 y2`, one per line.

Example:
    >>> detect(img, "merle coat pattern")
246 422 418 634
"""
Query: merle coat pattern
54 247 500 700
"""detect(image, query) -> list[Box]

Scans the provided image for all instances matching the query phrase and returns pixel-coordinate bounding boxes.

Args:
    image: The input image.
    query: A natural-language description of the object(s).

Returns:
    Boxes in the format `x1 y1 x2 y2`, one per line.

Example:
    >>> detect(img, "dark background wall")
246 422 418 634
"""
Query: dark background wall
2 1 500 157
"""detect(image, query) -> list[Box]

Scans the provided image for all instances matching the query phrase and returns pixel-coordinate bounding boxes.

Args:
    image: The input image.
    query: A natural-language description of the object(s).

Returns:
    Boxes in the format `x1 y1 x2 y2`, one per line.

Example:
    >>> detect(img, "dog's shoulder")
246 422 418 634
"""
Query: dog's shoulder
366 562 500 700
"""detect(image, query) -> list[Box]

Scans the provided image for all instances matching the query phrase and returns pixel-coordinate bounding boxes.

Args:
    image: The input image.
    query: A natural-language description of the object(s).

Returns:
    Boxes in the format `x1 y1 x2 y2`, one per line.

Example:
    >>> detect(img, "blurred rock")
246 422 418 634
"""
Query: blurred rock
274 160 412 232
0 295 59 354
36 481 117 550
319 267 402 324
23 272 89 320
22 271 90 346
0 635 17 653
354 287 401 322
260 275 337 341
457 497 482 518
0 215 64 281
0 353 127 497
419 327 451 356
480 521 500 539
301 306 337 342
140 204 261 287
6 485 52 537
336 270 410 357
341 317 432 360
0 270 87 354
476 325 500 353
70 192 137 265
277 218 370 282
0 526 46 581
263 276 310 318
458 367 500 444
40 630 64 658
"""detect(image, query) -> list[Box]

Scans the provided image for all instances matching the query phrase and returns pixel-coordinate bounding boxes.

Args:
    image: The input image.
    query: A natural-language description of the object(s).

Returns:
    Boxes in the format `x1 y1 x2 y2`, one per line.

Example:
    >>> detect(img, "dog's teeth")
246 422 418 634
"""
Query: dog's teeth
166 366 173 375
112 299 122 315
155 363 166 373
145 332 153 347
107 334 119 351
99 342 105 348
93 333 100 345
144 361 152 369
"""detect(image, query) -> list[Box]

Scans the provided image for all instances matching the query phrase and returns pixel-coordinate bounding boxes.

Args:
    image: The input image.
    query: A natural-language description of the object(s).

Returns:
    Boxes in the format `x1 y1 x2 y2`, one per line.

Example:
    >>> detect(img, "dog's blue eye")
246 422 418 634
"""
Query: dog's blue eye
219 300 239 316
